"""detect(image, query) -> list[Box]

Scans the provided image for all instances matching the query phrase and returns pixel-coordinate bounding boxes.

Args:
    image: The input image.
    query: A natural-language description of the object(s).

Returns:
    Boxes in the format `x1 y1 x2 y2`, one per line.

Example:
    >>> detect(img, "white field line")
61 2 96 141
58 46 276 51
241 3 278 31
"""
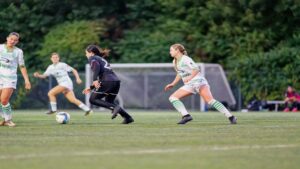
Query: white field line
0 144 298 160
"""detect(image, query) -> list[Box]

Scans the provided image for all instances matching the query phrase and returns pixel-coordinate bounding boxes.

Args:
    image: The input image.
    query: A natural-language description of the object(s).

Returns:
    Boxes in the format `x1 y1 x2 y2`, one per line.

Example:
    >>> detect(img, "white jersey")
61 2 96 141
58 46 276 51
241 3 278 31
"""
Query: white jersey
174 55 209 94
43 62 73 89
0 44 25 81
173 55 204 83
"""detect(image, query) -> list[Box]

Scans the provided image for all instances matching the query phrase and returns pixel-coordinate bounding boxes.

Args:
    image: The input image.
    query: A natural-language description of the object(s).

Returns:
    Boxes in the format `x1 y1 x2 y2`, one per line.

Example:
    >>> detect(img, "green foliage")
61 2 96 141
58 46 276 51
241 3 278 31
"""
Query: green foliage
231 44 300 102
2 0 300 106
114 19 189 63
37 21 105 70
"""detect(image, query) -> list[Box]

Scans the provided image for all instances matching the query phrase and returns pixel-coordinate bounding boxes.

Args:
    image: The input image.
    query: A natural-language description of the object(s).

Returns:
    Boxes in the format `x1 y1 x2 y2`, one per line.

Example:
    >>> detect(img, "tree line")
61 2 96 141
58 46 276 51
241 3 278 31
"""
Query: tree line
1 0 300 105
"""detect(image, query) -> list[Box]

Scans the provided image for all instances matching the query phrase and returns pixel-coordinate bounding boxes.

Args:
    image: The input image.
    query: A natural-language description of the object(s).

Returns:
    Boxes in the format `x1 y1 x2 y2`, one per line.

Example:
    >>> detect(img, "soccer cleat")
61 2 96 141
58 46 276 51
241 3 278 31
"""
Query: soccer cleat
122 117 134 124
0 120 5 126
229 116 237 124
283 107 290 112
84 109 93 116
177 114 193 124
3 120 16 127
111 105 121 119
46 110 57 115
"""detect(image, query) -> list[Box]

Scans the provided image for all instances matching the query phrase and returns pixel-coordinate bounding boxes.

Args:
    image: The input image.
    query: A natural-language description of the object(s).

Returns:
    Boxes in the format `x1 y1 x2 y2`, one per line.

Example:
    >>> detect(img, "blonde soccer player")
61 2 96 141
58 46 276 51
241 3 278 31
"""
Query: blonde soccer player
33 53 92 115
164 43 237 124
0 32 31 127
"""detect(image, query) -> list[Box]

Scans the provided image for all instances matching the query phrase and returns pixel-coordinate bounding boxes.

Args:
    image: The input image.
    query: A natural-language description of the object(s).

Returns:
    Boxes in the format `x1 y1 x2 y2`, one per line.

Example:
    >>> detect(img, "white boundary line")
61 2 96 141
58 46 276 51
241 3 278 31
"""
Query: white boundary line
0 144 298 160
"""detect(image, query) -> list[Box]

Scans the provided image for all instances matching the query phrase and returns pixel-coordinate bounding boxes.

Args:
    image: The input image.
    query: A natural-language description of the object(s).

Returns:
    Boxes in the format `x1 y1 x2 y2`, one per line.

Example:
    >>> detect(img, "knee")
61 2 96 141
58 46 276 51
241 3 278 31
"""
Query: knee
48 92 53 98
1 100 9 106
169 96 179 103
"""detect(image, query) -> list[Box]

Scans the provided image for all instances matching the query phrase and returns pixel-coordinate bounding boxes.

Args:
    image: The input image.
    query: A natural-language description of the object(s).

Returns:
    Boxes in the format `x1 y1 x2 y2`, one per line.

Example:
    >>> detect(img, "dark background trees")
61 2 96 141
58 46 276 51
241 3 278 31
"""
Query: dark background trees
1 0 300 104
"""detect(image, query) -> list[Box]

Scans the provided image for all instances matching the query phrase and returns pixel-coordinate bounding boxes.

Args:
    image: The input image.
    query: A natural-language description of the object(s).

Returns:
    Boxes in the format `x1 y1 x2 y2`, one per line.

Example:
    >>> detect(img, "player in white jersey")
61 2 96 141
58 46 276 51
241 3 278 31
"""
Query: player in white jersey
33 53 92 116
0 32 31 127
164 43 237 124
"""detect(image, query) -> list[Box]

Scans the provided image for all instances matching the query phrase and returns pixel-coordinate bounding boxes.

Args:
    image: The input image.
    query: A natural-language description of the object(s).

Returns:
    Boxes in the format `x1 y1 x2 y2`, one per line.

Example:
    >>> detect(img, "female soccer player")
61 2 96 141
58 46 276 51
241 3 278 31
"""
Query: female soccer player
82 45 134 124
164 43 237 124
0 32 31 127
33 53 92 115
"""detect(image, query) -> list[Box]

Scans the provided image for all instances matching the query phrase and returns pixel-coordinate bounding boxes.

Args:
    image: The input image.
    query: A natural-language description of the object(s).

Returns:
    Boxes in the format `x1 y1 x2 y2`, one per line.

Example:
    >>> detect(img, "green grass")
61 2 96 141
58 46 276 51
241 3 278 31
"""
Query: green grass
1 110 300 169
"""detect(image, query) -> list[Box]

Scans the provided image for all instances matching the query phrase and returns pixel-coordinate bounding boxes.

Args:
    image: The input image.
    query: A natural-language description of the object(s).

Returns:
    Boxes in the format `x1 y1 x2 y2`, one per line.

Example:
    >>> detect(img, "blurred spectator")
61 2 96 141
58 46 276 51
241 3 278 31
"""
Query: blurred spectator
283 86 299 112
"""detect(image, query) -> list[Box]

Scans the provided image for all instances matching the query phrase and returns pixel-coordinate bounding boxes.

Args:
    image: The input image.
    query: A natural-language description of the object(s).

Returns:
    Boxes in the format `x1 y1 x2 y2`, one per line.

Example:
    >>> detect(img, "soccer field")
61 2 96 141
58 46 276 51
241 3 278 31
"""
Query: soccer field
1 110 300 169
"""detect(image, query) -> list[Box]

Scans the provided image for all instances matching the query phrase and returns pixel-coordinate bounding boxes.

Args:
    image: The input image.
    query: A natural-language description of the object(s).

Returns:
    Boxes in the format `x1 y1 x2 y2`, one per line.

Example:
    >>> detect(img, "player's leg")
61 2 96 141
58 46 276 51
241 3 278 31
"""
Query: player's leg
104 81 133 123
89 92 117 111
169 88 193 124
199 85 237 124
0 89 4 126
64 90 92 116
106 94 134 124
89 81 121 116
0 88 16 127
46 86 65 114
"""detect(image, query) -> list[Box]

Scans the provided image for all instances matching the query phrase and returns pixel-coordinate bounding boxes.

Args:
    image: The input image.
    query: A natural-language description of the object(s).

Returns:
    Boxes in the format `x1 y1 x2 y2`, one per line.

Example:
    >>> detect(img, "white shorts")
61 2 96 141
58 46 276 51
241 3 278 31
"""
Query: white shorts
58 81 73 91
0 77 17 89
180 78 209 94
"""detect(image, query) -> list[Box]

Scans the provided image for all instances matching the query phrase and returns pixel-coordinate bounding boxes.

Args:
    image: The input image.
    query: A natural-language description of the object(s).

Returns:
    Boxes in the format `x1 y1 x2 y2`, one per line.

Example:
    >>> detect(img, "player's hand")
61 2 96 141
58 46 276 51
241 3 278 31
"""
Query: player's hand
164 83 174 91
93 80 101 89
82 88 91 94
183 79 190 83
33 72 40 78
25 81 31 90
76 78 82 84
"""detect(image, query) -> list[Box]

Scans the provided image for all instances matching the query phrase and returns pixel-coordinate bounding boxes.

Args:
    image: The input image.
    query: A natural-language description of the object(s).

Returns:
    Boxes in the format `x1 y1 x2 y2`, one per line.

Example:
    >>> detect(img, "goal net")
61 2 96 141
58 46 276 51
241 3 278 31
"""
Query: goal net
85 63 236 111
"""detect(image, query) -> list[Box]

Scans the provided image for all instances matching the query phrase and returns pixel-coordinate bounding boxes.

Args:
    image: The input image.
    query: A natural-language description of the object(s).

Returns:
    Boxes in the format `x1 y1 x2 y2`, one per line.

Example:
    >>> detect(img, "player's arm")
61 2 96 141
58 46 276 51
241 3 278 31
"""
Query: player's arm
71 67 82 84
90 60 102 89
164 74 181 91
183 57 200 83
19 65 31 90
33 71 48 79
184 69 199 83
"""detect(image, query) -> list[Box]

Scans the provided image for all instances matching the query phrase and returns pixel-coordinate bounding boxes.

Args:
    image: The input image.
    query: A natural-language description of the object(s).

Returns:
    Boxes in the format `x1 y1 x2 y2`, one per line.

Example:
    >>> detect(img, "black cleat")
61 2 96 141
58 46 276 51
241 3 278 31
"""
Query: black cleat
122 117 134 124
111 105 121 119
177 115 193 124
46 110 56 115
229 116 237 124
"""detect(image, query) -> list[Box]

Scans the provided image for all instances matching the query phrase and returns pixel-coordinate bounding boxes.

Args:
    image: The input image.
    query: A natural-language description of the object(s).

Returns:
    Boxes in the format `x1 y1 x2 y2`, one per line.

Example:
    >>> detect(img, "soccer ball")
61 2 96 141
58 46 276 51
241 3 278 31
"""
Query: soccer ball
56 112 70 124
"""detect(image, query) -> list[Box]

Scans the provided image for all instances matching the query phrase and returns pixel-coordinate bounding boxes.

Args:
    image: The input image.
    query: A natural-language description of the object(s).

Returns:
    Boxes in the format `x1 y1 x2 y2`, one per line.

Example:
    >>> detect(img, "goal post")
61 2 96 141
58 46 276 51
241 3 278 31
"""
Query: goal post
85 63 236 111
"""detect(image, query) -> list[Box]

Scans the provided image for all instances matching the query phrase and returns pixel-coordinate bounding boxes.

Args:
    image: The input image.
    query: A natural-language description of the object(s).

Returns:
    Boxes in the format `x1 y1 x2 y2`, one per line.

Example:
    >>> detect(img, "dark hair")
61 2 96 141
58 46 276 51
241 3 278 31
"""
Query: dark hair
8 32 20 38
86 45 110 57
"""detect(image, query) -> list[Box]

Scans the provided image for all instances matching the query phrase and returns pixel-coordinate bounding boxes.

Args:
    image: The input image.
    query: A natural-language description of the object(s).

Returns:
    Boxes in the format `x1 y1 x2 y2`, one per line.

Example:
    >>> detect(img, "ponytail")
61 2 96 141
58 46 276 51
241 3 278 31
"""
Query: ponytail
86 45 110 58
171 43 188 55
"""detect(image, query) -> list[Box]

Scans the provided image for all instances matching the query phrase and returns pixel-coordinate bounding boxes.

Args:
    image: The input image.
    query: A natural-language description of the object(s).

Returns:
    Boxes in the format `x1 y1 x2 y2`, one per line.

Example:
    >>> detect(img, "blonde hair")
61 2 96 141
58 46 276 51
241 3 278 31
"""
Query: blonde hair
51 52 60 57
171 43 188 71
171 43 188 55
8 32 20 38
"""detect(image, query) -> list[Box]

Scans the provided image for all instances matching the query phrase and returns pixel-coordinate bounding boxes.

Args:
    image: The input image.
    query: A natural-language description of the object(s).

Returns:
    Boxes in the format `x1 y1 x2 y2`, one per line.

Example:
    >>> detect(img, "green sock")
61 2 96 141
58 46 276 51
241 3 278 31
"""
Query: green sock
209 99 232 118
169 97 189 116
2 103 12 121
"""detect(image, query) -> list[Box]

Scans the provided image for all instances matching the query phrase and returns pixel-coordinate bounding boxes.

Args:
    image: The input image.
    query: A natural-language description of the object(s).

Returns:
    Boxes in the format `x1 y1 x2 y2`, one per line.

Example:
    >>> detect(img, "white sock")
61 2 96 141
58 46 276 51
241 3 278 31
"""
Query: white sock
50 102 57 111
208 99 232 118
2 103 12 121
78 103 90 112
169 97 189 116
